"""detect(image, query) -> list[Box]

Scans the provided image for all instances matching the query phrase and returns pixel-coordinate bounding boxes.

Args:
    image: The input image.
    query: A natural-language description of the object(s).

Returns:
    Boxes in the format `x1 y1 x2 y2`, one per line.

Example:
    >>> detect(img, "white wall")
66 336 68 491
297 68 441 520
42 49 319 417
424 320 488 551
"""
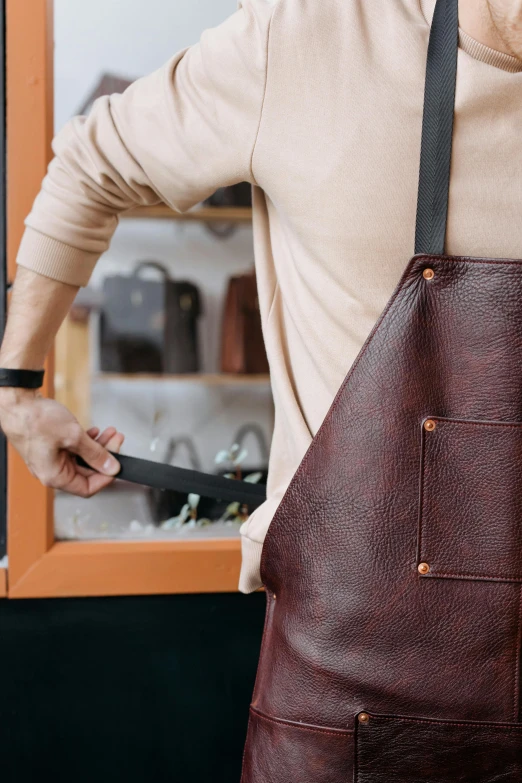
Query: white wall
54 0 238 132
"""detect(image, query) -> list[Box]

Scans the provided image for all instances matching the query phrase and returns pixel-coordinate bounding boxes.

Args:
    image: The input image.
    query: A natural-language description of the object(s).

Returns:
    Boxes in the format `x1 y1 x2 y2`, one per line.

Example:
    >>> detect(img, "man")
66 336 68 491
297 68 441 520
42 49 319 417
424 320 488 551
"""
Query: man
0 0 520 596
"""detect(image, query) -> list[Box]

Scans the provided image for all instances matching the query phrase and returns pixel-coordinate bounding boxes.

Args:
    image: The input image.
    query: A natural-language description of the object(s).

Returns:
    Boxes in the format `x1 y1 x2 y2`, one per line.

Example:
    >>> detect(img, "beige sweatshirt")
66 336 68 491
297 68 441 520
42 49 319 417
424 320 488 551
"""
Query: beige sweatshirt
17 0 522 592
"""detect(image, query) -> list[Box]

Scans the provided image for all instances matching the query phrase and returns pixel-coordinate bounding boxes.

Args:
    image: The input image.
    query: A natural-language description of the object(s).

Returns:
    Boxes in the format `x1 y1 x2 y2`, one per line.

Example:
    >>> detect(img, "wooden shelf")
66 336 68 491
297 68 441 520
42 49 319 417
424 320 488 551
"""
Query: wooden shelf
93 372 270 386
123 205 252 223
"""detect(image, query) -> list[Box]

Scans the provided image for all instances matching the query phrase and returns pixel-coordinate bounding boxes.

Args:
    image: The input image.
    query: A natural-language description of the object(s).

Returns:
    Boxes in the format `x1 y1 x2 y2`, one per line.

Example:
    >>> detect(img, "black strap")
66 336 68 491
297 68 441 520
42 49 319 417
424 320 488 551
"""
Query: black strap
0 369 45 388
77 452 267 509
414 0 459 256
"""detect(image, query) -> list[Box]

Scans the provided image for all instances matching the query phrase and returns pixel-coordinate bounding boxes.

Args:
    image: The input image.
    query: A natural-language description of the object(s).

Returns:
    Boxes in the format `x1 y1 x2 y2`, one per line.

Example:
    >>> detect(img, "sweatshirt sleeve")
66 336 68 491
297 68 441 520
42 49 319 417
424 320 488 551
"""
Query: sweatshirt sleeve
17 0 275 287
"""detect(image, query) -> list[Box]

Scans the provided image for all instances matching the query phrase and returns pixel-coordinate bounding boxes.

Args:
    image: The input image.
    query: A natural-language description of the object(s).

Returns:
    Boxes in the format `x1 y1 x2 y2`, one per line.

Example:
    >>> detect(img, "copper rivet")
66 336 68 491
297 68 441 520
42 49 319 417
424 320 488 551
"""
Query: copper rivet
424 419 436 432
273 593 277 601
423 268 435 280
418 562 430 575
358 713 370 725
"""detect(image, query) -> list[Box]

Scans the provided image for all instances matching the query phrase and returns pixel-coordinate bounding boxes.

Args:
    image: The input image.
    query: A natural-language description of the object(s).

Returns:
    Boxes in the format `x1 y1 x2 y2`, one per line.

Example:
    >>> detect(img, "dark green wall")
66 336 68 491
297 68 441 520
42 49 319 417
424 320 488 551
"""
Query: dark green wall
0 592 265 782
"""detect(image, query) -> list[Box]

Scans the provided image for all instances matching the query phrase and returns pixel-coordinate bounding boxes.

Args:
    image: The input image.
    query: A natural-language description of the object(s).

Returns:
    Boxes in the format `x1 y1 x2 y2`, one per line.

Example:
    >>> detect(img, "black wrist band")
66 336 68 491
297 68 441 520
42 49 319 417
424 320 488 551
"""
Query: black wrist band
0 369 45 389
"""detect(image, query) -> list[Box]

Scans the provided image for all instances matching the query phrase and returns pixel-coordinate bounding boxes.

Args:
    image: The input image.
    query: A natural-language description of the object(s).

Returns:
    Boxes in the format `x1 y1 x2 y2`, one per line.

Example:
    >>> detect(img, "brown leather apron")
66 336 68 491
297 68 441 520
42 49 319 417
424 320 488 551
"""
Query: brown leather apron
240 1 522 780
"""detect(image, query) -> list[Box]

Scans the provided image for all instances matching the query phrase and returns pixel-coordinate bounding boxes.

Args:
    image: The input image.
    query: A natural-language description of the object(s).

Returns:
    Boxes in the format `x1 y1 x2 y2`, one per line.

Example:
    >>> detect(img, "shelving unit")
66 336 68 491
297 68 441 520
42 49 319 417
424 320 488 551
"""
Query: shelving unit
123 205 252 223
7 0 269 597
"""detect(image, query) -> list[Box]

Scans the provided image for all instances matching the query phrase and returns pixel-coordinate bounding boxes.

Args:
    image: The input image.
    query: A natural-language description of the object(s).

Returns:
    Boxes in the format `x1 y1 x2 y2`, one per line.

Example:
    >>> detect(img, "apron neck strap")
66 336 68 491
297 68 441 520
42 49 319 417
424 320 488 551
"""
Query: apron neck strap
414 0 459 256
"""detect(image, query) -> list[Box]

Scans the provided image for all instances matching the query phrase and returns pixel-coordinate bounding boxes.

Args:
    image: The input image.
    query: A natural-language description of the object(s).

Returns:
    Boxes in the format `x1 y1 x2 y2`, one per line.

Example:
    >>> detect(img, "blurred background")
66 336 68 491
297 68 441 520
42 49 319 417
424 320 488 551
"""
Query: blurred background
53 0 274 543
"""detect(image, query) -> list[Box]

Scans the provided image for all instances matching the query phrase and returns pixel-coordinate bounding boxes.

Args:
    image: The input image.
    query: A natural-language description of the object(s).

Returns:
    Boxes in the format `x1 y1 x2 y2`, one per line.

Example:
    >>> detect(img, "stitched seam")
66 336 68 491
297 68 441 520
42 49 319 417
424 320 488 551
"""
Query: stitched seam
422 571 522 582
422 254 522 267
417 426 427 565
250 591 274 703
240 711 255 783
417 0 429 26
368 713 522 731
430 417 522 429
249 706 354 736
249 1 278 187
265 279 280 326
514 585 522 721
420 416 522 581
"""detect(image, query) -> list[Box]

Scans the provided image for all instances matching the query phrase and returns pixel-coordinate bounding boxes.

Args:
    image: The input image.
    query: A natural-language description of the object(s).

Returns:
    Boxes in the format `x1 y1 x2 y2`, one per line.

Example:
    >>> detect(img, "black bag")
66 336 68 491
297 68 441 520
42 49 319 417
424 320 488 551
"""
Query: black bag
148 437 202 524
146 424 269 523
197 423 269 520
99 261 201 374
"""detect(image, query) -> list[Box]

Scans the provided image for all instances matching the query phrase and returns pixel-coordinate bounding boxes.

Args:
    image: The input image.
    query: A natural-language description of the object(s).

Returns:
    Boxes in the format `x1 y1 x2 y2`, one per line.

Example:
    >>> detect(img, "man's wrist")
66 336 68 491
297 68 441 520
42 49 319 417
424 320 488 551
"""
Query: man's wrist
0 386 40 409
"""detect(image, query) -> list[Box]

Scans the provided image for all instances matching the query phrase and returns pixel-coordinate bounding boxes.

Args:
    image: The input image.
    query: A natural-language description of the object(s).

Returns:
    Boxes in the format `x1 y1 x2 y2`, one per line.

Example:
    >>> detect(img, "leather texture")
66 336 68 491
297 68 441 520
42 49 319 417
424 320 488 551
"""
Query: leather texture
355 713 522 782
241 707 353 783
240 253 522 781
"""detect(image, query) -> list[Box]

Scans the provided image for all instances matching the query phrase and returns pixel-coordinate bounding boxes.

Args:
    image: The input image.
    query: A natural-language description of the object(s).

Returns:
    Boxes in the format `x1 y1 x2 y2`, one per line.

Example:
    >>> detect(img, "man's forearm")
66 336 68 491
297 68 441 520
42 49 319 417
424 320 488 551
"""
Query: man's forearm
0 266 79 370
0 265 123 496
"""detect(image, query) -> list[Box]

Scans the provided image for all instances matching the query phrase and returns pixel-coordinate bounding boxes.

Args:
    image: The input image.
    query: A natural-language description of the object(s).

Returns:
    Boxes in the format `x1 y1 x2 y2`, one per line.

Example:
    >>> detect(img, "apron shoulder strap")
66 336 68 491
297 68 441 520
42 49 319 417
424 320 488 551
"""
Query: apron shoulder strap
414 0 459 256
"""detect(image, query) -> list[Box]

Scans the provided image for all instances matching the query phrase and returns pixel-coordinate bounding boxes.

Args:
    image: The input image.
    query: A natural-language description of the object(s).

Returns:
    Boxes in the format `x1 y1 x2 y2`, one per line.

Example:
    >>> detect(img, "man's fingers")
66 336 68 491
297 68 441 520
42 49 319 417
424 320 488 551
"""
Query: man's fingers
71 433 124 494
74 429 124 481
71 430 120 476
85 471 119 496
97 428 121 449
86 426 100 439
56 468 113 498
106 432 125 452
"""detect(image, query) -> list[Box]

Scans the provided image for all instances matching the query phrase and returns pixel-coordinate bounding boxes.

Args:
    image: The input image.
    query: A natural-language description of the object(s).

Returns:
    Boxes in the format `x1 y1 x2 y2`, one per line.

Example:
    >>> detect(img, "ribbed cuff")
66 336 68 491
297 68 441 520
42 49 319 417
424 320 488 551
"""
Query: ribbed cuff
459 30 522 74
16 228 100 287
238 534 264 594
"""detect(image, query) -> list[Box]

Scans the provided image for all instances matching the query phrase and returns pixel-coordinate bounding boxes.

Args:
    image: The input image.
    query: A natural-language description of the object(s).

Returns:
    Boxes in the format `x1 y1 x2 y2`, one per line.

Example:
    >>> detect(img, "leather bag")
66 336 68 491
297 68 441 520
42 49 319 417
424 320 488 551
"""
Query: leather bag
99 261 201 374
220 271 269 374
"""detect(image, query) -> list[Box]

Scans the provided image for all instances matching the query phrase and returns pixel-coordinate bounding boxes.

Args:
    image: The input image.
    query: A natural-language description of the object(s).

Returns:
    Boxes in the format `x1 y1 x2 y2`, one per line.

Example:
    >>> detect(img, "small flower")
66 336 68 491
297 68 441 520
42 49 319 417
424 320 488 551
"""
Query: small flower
188 493 200 509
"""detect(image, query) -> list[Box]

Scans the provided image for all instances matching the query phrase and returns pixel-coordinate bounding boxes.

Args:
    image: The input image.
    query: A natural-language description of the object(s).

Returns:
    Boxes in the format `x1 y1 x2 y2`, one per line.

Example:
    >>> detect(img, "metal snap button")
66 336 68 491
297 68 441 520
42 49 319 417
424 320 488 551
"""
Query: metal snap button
418 562 430 575
424 419 436 432
358 712 370 725
423 268 435 280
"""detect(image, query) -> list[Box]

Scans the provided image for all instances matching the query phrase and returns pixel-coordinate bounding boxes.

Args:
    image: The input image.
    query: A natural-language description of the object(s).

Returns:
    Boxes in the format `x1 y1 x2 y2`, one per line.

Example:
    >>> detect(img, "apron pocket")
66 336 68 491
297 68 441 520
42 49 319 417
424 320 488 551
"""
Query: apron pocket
241 707 354 783
418 416 522 582
355 712 522 782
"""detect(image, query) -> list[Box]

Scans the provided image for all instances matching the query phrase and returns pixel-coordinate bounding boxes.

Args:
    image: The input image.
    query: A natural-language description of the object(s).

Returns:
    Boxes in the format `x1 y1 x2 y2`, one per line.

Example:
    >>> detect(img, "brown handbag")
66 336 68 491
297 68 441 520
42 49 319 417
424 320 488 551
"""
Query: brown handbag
220 270 269 374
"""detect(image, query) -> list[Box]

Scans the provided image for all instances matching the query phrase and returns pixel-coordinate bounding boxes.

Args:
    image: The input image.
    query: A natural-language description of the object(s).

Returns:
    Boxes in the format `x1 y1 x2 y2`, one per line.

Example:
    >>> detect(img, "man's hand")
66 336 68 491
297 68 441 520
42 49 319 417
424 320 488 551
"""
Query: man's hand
0 268 126 498
0 388 124 497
